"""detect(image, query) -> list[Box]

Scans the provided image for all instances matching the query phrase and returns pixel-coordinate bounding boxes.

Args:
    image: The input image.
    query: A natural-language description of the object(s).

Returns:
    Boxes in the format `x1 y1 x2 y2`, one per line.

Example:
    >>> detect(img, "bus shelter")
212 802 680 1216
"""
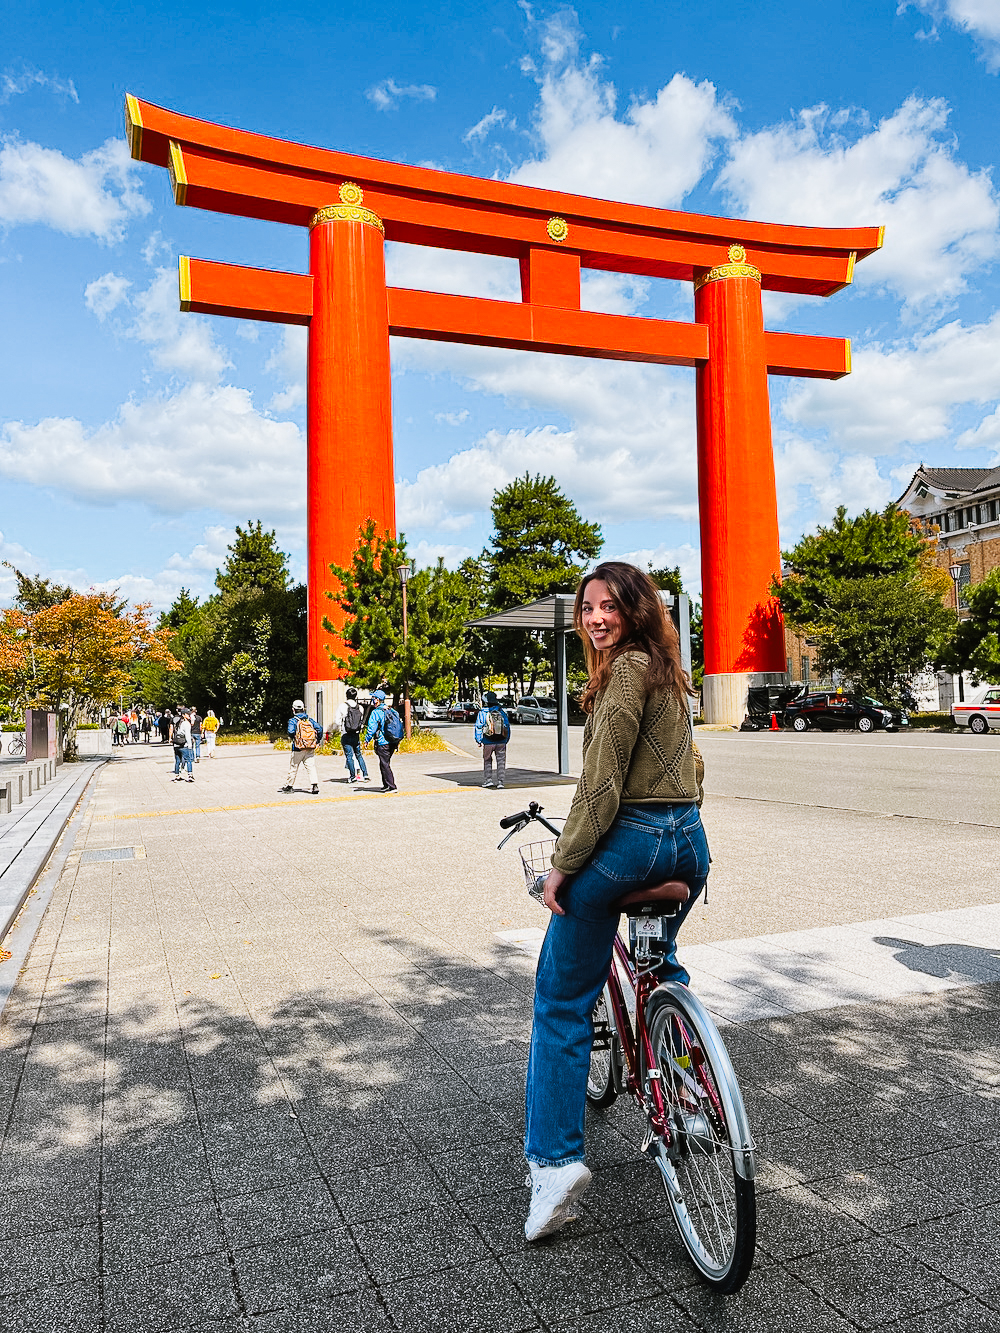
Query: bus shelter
469 591 691 776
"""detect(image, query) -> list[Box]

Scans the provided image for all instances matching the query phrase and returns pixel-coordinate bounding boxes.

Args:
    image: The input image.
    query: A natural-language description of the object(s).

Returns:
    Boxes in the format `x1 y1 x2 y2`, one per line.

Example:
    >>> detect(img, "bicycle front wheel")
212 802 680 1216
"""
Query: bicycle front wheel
643 984 756 1294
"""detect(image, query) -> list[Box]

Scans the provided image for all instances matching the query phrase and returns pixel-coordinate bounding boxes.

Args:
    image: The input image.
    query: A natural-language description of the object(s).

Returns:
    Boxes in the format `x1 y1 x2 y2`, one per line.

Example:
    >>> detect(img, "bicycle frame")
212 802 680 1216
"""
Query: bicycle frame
602 931 756 1183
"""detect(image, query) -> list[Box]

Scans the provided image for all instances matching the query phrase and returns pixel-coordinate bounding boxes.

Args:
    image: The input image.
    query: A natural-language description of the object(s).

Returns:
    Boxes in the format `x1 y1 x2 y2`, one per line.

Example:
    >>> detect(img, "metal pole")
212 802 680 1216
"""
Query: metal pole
399 563 412 739
554 599 569 777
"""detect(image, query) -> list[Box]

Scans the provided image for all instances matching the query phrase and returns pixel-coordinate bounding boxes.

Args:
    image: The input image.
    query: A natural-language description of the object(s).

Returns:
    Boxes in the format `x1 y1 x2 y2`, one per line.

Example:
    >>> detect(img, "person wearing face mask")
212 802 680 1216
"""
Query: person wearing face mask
523 561 707 1243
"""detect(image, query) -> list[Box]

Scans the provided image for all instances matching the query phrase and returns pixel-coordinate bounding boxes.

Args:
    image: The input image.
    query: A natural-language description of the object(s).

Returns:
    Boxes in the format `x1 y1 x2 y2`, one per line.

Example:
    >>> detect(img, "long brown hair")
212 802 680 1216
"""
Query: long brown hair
575 562 695 713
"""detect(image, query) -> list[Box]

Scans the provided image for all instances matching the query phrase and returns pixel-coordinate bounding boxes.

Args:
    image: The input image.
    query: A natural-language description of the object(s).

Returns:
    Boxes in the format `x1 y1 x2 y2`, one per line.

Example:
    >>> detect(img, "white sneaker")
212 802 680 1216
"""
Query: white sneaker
482 779 495 788
497 782 504 789
524 1161 592 1242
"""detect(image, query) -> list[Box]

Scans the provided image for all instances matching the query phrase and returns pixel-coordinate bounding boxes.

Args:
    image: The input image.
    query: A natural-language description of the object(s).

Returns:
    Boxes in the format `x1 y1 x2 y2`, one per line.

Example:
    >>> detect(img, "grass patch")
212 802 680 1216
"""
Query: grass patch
216 733 273 746
272 728 449 754
908 712 956 730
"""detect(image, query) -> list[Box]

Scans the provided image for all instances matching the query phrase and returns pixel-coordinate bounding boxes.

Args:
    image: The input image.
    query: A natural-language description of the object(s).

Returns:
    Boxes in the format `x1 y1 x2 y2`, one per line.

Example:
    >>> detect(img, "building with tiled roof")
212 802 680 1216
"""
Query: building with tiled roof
895 464 1000 614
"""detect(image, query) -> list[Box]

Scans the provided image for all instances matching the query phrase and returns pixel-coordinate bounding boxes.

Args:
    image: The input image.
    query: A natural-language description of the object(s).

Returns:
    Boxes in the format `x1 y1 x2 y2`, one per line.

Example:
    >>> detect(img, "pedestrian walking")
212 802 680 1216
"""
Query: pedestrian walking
158 710 172 744
474 690 510 788
140 712 152 743
190 708 203 762
522 562 705 1242
202 709 219 758
112 715 128 746
172 709 195 782
334 686 370 784
363 690 403 792
282 699 321 794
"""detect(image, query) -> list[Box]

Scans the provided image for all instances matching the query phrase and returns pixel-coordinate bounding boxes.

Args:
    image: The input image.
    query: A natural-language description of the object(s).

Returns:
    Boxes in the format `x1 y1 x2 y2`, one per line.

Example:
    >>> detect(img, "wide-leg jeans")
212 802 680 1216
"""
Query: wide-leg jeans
525 802 709 1166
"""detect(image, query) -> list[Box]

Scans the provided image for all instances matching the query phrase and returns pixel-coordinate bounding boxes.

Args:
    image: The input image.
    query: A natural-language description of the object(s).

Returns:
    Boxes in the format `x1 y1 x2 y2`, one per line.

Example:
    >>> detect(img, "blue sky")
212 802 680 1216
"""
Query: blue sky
3 0 1000 609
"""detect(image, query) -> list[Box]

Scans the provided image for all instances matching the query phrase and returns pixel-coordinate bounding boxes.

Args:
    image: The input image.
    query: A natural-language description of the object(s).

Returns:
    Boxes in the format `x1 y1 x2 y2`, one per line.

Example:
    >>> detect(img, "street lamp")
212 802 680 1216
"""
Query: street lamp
397 561 412 739
949 563 965 703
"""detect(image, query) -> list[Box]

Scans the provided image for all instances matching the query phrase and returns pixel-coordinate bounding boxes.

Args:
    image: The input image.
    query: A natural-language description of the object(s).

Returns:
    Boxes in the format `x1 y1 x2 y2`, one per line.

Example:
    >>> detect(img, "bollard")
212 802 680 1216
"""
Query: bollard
17 773 23 804
27 770 32 797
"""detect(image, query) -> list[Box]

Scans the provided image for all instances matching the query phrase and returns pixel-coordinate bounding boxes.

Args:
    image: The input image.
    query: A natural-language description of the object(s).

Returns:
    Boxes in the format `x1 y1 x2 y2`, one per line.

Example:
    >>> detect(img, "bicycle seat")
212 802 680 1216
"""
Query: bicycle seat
615 881 690 916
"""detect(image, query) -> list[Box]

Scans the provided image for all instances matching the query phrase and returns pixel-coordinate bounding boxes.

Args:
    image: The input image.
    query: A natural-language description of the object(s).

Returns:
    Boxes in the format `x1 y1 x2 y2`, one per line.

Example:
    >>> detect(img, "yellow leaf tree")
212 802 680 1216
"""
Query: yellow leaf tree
0 592 180 757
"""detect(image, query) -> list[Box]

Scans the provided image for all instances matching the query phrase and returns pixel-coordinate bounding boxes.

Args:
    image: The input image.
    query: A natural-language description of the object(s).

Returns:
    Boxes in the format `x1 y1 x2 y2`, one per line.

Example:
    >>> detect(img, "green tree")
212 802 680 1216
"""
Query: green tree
143 526 307 728
484 474 603 693
936 568 1000 684
3 563 75 613
775 505 955 706
325 523 469 703
646 563 683 595
215 521 290 594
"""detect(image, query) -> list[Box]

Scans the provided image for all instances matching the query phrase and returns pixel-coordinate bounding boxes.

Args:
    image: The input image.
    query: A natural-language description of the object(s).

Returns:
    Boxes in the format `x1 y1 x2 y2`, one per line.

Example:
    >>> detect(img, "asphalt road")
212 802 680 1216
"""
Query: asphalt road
437 719 1000 945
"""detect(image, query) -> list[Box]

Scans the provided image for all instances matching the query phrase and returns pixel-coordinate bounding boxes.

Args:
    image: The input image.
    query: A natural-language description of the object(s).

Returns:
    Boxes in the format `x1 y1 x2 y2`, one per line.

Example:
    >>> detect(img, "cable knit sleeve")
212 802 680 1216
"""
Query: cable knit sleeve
551 652 648 873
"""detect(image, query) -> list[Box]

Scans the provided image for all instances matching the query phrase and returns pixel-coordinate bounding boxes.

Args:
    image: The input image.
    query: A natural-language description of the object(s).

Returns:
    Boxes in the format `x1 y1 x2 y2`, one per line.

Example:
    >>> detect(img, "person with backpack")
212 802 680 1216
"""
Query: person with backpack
172 709 194 782
334 686 371 785
474 690 511 788
363 689 403 792
282 698 322 794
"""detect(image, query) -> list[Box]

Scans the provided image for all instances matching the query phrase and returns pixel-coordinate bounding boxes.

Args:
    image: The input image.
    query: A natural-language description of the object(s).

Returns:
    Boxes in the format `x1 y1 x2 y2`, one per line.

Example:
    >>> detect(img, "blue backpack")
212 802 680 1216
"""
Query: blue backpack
383 706 404 742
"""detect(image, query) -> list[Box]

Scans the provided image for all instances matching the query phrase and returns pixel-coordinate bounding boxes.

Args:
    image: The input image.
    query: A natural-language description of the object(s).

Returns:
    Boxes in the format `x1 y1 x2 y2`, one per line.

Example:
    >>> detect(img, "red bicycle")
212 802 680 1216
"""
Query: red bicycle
500 801 756 1294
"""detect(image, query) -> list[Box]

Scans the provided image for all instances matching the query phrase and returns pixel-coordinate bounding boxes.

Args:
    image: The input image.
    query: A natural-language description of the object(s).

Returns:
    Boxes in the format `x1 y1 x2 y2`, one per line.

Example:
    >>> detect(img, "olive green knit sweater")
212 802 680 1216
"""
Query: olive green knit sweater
552 650 702 874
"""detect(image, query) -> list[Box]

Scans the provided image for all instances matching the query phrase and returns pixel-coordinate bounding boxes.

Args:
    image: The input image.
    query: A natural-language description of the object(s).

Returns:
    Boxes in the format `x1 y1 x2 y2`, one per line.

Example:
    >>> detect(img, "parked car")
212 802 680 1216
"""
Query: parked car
783 692 897 733
414 699 450 721
446 700 479 722
516 696 558 725
953 687 1000 734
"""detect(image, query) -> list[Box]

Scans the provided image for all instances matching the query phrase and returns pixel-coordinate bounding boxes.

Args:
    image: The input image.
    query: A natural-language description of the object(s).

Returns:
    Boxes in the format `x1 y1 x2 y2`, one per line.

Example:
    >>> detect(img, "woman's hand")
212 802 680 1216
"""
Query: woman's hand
542 867 569 916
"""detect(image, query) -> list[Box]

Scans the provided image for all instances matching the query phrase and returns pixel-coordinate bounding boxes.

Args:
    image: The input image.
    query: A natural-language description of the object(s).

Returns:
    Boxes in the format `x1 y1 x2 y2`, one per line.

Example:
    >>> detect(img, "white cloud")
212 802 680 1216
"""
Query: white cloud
85 272 132 319
407 539 478 570
366 79 437 112
607 542 702 594
464 107 509 143
0 530 45 606
774 437 893 533
264 325 307 411
903 0 1000 70
385 243 520 301
0 135 149 241
130 269 229 382
781 310 1000 452
0 68 78 104
511 11 736 205
394 350 698 531
718 97 999 310
434 409 470 425
0 383 305 519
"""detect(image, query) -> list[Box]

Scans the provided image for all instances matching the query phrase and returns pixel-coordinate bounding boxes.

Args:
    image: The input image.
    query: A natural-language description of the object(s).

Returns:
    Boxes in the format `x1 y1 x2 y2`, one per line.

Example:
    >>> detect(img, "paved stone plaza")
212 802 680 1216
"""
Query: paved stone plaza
1 728 999 1332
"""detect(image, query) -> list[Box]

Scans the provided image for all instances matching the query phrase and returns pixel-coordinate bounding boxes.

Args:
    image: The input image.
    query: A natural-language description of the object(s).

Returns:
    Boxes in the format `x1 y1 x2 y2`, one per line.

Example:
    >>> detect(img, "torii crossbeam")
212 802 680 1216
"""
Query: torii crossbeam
125 95 882 725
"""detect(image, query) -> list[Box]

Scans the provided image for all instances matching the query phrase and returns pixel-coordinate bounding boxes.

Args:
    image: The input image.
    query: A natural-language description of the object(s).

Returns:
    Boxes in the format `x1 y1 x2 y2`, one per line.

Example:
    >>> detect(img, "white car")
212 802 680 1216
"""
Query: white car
952 687 1000 734
516 696 558 724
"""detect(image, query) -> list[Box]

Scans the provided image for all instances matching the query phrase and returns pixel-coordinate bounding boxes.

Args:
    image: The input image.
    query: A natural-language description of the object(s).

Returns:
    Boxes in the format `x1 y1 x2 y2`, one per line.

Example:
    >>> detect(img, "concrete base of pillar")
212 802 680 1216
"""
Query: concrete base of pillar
702 671 791 726
702 673 751 726
305 680 346 737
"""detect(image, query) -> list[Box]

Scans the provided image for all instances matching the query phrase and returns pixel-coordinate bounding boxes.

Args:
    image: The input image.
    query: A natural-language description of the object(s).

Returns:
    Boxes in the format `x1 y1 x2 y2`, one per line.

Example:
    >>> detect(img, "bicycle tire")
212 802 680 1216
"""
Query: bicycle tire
643 984 756 1293
586 986 620 1108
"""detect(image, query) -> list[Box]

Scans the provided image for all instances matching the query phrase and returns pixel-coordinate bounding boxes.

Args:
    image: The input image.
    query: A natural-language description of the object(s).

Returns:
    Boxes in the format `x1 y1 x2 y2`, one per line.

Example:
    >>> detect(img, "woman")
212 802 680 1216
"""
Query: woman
202 709 219 758
524 561 707 1242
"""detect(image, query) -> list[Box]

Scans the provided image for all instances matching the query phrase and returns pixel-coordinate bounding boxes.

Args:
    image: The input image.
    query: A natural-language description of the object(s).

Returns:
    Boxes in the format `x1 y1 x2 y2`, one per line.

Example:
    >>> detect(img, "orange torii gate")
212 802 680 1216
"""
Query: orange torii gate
125 95 882 725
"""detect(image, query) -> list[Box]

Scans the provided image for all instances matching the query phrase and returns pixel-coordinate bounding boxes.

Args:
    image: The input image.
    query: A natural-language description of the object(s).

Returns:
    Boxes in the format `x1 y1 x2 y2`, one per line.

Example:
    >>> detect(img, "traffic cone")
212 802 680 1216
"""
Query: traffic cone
770 711 780 731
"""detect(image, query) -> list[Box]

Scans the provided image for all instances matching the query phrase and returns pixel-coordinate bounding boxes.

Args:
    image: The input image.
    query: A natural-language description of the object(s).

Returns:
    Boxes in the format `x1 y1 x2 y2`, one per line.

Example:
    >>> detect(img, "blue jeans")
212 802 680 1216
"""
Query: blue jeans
173 746 194 775
343 737 367 779
525 802 709 1166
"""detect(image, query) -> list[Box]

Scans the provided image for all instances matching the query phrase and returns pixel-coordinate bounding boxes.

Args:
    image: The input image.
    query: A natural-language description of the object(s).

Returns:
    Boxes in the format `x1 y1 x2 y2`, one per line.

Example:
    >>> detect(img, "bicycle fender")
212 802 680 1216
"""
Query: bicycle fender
655 981 757 1183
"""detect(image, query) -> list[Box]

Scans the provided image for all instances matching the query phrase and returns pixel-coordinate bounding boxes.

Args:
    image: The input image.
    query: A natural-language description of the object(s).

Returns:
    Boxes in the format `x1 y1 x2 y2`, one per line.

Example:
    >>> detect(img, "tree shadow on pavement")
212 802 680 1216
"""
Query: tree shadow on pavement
1 930 999 1332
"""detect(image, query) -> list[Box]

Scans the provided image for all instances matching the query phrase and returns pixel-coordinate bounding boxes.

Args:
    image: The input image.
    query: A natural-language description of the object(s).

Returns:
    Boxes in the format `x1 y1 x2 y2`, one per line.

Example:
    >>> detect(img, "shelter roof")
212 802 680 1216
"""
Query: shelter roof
468 594 576 630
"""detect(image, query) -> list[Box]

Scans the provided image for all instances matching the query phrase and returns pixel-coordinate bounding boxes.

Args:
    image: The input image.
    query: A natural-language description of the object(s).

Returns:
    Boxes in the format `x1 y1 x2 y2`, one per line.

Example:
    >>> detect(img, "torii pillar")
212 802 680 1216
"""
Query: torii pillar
124 95 882 728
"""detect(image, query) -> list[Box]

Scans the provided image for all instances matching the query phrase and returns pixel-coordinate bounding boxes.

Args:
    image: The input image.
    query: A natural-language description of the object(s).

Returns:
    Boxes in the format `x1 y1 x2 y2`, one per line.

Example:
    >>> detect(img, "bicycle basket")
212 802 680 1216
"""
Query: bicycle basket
520 839 557 902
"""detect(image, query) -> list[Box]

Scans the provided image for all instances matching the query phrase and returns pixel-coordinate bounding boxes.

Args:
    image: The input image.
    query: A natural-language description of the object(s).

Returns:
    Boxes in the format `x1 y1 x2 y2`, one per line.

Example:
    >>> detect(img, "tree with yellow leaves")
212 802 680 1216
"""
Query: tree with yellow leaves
0 581 180 758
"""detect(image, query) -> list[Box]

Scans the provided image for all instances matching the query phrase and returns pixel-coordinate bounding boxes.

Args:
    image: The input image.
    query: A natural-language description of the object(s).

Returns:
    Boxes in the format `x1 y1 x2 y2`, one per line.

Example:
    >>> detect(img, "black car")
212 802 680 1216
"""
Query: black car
783 692 898 733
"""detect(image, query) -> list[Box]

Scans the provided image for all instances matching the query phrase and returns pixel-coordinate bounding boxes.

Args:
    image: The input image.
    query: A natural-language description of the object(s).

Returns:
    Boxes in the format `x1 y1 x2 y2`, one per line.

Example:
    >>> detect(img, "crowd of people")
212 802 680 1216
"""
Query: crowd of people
109 707 221 766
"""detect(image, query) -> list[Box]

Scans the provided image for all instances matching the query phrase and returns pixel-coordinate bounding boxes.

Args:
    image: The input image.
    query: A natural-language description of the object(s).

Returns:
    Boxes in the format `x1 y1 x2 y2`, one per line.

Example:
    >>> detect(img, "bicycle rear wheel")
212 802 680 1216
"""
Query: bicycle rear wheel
586 985 620 1108
643 984 756 1293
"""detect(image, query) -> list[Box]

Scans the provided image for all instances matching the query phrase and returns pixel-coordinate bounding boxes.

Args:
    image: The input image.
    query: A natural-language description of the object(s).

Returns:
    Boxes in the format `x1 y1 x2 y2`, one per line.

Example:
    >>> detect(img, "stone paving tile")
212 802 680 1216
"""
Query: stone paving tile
239 1286 397 1332
898 1142 1000 1209
893 1202 1000 1293
1 1276 102 1333
808 1164 954 1235
328 1155 453 1224
102 1196 225 1272
103 1251 238 1333
786 1236 969 1330
672 1264 859 1333
500 1232 665 1324
352 1200 492 1283
754 1183 871 1260
232 1227 369 1314
218 1176 342 1247
885 1299 1000 1332
381 1256 542 1333
0 1219 99 1295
